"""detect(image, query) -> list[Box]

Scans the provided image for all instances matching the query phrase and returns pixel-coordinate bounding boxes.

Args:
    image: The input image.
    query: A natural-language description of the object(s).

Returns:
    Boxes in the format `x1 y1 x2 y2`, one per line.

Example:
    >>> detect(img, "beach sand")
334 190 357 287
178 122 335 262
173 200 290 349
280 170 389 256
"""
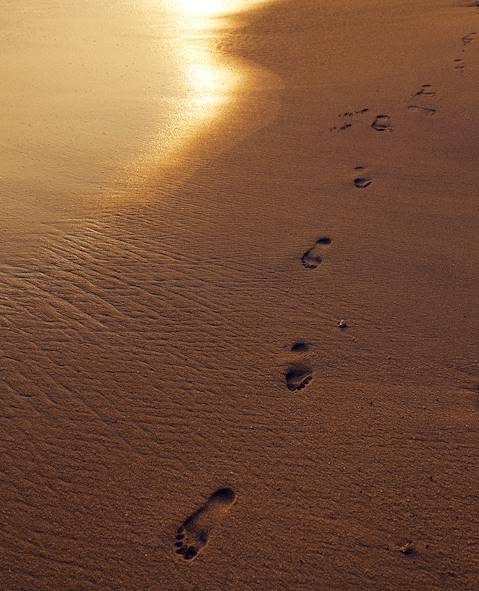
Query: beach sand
1 1 478 589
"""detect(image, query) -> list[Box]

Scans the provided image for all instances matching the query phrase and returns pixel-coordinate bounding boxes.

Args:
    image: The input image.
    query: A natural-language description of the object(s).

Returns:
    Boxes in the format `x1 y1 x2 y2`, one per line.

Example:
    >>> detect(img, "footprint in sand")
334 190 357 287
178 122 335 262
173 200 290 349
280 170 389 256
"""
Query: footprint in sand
412 84 436 98
453 32 477 71
462 32 477 45
330 107 369 132
371 115 392 132
354 176 372 188
408 105 437 116
285 341 313 392
285 364 313 391
301 237 332 269
408 84 438 115
353 165 372 189
175 488 236 562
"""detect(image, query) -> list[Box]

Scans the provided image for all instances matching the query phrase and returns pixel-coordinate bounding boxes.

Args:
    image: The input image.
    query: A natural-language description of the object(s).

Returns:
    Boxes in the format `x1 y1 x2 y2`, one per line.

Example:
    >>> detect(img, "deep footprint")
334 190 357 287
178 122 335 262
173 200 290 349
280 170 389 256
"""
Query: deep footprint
301 237 332 269
371 114 392 132
175 488 236 562
354 176 372 189
285 364 313 391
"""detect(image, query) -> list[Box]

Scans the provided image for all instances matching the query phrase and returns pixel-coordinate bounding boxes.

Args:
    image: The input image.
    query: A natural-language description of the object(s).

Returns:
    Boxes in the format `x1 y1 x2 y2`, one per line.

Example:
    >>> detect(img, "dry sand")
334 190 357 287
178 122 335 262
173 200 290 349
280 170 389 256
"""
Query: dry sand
1 0 478 589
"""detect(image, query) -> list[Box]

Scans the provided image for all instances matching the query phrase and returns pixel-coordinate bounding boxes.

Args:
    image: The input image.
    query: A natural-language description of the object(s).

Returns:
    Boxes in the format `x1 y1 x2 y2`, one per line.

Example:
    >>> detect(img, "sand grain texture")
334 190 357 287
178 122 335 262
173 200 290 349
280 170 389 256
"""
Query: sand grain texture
0 0 478 590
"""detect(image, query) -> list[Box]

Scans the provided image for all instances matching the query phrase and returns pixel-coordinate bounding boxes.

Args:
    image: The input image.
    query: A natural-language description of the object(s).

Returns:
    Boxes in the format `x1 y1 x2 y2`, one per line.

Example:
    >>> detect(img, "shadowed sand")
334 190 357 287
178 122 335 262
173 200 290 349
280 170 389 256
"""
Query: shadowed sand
0 1 478 590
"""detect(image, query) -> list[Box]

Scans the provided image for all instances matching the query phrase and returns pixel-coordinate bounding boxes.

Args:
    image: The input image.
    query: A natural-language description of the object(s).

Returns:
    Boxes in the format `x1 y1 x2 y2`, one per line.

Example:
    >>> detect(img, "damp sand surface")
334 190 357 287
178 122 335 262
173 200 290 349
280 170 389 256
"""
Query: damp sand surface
1 1 479 590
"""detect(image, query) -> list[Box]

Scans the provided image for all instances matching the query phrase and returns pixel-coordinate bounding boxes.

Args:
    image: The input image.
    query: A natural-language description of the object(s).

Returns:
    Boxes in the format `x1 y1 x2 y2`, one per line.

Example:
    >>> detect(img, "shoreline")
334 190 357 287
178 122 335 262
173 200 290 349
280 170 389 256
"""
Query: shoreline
1 1 478 589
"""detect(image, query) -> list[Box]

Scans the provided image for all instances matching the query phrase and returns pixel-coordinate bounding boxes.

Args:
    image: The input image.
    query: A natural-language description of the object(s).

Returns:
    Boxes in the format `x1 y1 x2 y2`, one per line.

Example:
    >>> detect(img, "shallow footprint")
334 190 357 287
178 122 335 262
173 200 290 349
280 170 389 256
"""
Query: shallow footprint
330 107 369 132
412 84 436 98
285 364 313 392
407 105 437 116
371 114 392 132
175 488 236 562
462 32 477 45
301 237 332 269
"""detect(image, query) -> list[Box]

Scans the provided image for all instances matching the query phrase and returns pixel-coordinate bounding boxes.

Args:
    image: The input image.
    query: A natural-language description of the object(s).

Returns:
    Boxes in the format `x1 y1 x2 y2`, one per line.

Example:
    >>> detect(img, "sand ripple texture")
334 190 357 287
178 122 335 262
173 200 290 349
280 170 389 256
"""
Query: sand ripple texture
1 0 479 590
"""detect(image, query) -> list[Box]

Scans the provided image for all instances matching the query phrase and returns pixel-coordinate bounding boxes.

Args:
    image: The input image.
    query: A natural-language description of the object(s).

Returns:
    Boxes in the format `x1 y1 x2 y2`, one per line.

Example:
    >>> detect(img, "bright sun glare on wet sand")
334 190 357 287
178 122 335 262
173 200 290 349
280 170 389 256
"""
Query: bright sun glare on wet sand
0 0 271 216
144 0 267 164
169 0 271 114
174 0 267 17
176 0 229 16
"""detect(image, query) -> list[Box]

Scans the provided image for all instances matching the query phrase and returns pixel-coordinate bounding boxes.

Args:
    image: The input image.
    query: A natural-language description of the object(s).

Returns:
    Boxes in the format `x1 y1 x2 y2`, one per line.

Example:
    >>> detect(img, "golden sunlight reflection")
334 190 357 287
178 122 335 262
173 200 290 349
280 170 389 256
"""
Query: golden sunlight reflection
140 0 252 164
187 56 229 108
174 0 267 18
180 35 237 115
176 0 228 16
1 0 274 218
129 0 278 199
131 0 277 198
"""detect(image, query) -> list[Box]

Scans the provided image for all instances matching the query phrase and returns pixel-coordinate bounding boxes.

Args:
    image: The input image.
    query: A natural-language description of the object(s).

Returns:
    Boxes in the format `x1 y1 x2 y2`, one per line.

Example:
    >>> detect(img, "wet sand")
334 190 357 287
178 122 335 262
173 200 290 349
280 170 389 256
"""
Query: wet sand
1 1 479 589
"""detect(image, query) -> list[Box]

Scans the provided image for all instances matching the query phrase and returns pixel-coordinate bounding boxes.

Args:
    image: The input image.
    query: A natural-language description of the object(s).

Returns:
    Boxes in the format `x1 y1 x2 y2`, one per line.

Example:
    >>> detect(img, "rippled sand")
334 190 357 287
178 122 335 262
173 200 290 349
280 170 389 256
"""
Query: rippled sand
1 1 479 590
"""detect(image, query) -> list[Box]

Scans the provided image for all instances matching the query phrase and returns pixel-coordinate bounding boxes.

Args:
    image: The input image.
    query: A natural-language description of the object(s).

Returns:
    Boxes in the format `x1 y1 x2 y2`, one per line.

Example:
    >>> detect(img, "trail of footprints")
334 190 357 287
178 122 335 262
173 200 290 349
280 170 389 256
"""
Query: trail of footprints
299 20 479 399
296 17 478 396
173 8 478 566
330 110 393 133
454 31 477 71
